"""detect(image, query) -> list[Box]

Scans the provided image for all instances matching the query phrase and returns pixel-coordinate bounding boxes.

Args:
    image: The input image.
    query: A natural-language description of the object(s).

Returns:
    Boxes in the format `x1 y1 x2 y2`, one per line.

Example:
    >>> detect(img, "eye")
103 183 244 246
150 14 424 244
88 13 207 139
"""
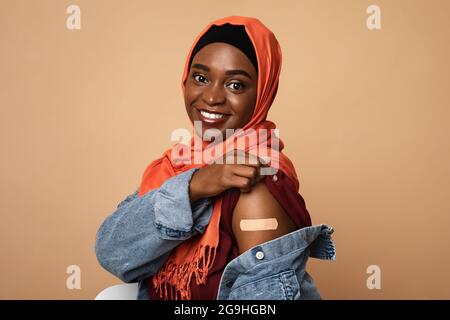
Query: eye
193 73 208 84
226 81 246 91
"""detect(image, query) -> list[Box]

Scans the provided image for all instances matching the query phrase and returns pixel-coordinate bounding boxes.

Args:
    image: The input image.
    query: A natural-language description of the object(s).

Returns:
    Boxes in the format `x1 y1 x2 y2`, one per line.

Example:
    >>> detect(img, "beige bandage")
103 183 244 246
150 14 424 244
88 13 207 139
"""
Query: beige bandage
240 218 279 231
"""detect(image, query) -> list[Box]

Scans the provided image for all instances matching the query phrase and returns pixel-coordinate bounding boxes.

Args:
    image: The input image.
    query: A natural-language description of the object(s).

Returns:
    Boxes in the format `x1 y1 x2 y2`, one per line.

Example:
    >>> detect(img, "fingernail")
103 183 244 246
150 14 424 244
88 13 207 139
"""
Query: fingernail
260 156 271 165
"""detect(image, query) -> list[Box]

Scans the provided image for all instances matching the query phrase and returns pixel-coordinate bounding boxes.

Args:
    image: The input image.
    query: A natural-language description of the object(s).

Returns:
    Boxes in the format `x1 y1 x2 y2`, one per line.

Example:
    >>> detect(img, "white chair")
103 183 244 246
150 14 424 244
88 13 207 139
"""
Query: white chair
94 283 139 300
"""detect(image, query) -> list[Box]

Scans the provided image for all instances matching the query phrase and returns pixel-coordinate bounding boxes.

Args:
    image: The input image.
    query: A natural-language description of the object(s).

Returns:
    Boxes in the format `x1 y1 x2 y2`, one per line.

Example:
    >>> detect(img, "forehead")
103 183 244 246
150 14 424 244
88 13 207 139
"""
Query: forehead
191 42 256 73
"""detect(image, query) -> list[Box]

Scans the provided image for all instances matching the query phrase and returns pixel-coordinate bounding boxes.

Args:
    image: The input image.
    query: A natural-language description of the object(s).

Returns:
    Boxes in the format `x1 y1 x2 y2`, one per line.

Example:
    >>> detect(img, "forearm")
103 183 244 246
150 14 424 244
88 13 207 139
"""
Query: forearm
95 168 213 283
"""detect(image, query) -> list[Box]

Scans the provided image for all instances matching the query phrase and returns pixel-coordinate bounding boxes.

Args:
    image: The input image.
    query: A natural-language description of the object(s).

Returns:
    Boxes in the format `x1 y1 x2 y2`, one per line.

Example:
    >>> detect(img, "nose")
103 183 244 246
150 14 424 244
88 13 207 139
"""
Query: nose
202 82 226 106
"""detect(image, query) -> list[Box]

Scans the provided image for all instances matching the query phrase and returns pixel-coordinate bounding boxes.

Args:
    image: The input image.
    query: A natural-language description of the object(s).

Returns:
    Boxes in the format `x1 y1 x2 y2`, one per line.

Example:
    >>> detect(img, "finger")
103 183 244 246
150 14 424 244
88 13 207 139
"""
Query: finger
240 154 271 180
242 153 271 170
224 152 270 182
224 150 261 168
231 165 259 181
258 156 271 167
234 165 265 187
230 175 252 191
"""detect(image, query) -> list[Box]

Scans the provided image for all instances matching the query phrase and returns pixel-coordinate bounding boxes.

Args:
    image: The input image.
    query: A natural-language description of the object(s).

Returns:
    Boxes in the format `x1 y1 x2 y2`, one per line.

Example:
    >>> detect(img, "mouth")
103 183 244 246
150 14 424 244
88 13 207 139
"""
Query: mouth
195 108 230 124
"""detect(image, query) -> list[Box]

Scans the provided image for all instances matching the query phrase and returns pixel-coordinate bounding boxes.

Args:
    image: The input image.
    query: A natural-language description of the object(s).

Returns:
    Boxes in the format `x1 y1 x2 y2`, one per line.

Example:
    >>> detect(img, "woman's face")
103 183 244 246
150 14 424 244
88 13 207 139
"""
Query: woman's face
184 42 258 139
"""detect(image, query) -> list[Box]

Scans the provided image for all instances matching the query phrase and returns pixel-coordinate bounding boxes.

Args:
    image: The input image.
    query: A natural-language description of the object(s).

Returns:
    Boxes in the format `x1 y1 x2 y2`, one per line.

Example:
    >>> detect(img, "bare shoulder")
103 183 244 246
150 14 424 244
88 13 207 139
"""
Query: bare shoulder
231 180 297 254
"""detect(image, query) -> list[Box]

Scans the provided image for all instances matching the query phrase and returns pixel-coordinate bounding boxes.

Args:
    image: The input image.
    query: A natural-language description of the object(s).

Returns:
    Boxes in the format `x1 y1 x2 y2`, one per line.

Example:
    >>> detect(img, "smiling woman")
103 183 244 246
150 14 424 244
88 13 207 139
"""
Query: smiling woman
184 24 258 138
95 16 335 301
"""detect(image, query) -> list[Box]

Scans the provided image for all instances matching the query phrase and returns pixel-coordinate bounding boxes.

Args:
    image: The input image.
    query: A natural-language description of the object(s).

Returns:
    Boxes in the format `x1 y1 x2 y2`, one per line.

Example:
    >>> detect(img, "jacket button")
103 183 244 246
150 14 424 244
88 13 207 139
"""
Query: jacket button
255 251 265 260
272 174 278 182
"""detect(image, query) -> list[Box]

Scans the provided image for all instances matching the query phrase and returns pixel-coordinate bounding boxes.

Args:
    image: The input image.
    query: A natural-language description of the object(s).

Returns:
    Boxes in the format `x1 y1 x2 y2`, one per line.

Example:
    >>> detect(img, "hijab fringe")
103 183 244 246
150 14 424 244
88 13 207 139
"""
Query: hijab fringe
152 244 217 300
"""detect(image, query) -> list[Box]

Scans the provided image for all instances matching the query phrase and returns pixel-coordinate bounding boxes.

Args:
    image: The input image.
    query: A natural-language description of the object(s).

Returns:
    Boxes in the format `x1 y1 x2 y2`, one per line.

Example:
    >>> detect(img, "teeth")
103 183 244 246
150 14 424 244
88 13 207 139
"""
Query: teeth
200 110 224 120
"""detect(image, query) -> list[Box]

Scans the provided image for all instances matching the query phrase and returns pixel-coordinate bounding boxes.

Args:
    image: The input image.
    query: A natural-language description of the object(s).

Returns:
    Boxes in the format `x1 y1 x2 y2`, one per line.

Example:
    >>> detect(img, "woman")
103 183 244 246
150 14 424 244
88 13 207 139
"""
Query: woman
95 16 335 300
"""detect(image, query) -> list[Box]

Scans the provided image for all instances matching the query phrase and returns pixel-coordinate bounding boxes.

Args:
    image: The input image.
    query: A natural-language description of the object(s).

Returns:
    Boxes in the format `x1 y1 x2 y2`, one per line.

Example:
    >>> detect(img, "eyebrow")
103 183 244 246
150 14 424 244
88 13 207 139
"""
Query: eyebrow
191 63 253 80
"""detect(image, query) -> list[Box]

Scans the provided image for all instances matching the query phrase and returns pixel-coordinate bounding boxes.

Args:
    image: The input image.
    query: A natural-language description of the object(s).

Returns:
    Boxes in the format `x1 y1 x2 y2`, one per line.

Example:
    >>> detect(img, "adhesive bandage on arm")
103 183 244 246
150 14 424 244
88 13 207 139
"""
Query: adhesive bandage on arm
239 218 279 231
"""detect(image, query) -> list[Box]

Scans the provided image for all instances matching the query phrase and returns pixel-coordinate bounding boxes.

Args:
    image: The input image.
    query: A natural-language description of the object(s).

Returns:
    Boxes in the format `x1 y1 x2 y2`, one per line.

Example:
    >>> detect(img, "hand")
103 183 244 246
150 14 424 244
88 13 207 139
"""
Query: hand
189 151 270 203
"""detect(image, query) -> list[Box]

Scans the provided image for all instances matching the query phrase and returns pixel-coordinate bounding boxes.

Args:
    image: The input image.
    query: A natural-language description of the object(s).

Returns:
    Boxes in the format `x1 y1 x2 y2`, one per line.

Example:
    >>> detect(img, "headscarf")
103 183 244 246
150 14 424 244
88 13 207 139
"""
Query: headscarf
138 16 299 300
188 23 258 73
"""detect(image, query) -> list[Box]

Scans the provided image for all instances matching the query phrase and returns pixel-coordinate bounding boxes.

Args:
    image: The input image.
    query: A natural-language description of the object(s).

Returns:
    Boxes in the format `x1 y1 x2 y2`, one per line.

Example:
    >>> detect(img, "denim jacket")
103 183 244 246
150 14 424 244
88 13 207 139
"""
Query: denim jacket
95 168 336 300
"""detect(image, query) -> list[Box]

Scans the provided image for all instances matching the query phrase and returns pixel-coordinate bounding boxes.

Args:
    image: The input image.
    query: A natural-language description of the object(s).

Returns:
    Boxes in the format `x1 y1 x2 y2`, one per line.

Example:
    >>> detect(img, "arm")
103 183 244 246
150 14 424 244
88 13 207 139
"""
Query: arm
231 180 297 254
95 168 213 283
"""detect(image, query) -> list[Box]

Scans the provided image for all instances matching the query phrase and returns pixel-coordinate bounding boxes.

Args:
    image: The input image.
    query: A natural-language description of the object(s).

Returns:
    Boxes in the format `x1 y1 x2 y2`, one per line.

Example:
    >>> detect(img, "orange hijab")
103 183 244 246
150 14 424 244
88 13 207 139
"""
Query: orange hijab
138 16 299 300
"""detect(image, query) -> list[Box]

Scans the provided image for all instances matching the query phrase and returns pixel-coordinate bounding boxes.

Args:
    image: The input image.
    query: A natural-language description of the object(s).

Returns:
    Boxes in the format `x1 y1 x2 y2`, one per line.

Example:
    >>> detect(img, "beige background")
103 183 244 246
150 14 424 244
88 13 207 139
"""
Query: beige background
1 0 449 299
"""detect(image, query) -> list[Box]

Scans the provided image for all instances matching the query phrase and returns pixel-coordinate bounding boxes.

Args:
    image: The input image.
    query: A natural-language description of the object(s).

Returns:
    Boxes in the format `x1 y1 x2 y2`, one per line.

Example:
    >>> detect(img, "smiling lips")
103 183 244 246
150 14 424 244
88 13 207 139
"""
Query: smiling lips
196 108 230 124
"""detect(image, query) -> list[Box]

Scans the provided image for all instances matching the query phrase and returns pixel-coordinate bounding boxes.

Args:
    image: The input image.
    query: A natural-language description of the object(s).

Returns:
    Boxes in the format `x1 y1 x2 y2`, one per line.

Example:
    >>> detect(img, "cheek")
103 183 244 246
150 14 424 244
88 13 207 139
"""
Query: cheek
184 82 200 105
184 85 196 109
184 91 195 122
231 94 256 124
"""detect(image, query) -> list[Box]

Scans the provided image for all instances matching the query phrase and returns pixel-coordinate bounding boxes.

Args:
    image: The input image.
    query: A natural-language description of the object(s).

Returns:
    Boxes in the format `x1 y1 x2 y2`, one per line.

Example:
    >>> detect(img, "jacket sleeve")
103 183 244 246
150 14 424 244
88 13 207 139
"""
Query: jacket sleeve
95 168 213 283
